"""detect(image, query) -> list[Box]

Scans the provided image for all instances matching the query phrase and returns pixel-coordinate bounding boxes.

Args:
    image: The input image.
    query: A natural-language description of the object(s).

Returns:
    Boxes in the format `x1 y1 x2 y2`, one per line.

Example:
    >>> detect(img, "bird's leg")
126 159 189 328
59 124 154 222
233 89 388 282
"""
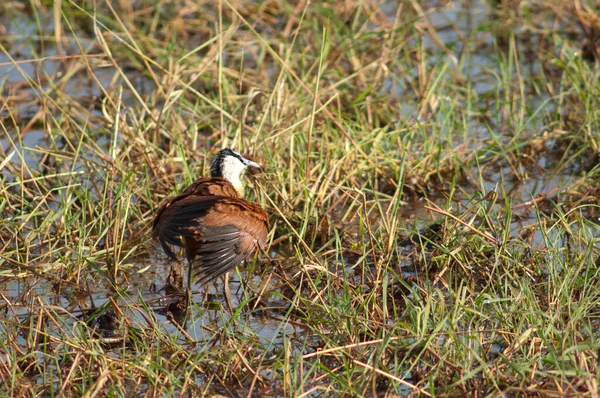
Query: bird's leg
184 237 198 297
223 273 234 313
186 259 193 292
186 259 194 307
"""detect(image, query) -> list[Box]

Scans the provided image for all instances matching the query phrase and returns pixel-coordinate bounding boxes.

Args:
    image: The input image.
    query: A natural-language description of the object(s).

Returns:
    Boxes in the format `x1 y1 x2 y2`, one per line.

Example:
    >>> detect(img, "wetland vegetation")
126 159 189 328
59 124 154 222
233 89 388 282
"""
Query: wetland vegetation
1 0 599 396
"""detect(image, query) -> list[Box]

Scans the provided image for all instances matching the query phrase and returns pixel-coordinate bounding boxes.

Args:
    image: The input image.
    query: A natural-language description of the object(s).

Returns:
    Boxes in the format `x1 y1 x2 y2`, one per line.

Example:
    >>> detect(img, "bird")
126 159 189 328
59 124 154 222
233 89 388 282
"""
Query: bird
152 148 269 288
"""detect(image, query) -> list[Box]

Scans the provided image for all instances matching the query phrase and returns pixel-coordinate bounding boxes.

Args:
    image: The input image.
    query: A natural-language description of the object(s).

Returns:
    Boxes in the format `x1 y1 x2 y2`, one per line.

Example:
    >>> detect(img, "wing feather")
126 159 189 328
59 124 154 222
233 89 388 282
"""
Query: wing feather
152 194 269 286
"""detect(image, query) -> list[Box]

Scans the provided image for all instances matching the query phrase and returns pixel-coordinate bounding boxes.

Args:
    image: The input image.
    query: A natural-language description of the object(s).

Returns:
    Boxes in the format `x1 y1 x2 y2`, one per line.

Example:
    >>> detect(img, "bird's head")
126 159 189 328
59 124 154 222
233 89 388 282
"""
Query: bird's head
210 148 260 196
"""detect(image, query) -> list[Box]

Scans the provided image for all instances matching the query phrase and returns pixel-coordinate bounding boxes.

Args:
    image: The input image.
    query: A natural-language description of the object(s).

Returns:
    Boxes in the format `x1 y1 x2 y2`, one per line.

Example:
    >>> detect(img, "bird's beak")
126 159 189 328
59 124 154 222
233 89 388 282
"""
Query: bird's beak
244 159 261 169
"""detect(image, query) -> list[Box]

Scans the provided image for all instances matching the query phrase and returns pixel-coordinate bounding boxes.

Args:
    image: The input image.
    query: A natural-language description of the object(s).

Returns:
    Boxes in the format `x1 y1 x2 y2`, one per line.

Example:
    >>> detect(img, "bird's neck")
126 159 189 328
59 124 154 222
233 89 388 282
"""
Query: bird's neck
221 170 245 197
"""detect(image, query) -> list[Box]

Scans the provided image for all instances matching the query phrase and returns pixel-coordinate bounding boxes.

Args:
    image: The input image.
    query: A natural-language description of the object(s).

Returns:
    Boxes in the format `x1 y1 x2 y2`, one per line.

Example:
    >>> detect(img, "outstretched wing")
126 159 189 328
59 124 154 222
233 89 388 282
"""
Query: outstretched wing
152 195 269 285
152 195 220 259
152 177 238 258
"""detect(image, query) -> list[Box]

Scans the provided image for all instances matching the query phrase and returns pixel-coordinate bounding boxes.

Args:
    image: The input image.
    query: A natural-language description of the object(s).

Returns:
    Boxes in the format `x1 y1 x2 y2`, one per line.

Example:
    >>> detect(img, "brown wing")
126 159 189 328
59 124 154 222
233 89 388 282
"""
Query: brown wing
152 177 239 256
152 195 269 285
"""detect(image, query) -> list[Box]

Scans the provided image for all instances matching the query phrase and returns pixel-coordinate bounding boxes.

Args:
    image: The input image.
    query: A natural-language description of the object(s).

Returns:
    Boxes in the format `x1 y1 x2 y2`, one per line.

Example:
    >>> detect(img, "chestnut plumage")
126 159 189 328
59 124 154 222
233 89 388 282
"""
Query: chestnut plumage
152 149 269 286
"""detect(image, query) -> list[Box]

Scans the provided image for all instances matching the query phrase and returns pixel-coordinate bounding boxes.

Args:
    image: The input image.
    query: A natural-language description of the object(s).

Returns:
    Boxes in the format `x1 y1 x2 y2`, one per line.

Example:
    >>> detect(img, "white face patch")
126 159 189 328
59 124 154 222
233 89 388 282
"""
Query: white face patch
221 155 247 195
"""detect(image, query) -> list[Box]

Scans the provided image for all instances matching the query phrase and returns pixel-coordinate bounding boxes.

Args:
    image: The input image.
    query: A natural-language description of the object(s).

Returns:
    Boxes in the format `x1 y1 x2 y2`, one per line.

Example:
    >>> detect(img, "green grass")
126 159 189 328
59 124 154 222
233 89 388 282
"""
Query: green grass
1 0 600 396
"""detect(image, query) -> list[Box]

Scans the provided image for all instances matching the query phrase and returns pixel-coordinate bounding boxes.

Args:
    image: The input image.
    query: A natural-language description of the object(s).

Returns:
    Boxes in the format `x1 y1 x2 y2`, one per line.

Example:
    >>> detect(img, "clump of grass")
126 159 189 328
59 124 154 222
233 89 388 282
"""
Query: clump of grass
1 0 600 395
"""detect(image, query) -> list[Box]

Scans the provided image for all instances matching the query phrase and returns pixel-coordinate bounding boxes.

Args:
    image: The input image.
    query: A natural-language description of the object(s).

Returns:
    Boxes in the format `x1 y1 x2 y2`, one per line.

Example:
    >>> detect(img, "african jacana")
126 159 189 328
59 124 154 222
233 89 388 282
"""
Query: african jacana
152 148 269 287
